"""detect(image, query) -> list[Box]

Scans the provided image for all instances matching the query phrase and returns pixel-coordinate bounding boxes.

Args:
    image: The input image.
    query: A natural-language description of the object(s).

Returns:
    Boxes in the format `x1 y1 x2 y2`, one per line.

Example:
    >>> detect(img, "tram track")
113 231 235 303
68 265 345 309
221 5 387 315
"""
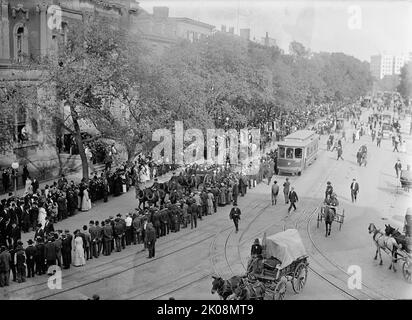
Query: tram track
125 197 264 300
36 231 227 300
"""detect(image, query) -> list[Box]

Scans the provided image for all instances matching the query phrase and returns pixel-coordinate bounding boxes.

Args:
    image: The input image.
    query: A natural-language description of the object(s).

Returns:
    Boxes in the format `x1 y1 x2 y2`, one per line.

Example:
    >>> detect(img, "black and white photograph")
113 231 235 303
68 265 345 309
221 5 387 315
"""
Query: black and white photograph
0 0 411 305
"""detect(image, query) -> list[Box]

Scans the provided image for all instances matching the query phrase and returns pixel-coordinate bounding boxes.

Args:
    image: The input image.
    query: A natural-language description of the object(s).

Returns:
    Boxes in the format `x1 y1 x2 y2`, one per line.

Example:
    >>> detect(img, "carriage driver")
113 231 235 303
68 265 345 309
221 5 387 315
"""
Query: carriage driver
251 239 263 259
325 181 333 200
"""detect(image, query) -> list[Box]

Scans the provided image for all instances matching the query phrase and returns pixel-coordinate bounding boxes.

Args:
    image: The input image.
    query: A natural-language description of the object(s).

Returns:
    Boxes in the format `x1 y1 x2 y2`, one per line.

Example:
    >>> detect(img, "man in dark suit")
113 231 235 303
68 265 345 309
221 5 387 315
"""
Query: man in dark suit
54 232 62 267
103 219 113 256
145 222 156 259
229 204 241 233
10 222 21 249
35 237 46 275
32 178 39 194
0 245 11 287
288 187 299 213
61 233 71 269
44 236 57 274
0 217 6 246
34 223 45 242
44 217 54 235
95 221 103 256
189 199 198 229
350 178 359 203
26 239 37 278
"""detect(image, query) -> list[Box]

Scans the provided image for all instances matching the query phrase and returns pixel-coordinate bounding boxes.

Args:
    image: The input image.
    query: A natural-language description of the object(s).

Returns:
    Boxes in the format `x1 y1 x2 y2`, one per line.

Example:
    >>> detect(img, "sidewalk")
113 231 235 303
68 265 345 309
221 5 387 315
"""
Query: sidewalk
18 167 181 244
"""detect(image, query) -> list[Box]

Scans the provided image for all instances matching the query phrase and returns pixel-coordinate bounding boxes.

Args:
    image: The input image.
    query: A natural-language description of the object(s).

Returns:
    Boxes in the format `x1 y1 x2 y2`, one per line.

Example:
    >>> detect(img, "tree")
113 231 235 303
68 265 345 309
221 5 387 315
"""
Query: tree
397 62 412 101
41 18 158 179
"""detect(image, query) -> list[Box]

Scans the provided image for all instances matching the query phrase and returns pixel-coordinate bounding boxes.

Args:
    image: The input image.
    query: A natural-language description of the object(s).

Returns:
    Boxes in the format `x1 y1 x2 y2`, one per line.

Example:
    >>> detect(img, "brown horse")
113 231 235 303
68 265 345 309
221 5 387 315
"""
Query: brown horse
368 223 399 272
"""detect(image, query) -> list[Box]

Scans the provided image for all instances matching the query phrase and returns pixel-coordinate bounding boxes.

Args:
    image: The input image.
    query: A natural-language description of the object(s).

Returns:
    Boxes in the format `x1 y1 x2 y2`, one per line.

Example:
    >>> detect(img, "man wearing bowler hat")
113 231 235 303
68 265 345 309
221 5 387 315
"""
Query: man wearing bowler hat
25 239 37 278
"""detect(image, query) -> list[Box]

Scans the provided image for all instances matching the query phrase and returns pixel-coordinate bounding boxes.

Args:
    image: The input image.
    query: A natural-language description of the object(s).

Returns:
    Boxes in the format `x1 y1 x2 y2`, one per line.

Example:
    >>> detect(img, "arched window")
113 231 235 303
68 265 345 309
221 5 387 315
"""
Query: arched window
13 24 28 62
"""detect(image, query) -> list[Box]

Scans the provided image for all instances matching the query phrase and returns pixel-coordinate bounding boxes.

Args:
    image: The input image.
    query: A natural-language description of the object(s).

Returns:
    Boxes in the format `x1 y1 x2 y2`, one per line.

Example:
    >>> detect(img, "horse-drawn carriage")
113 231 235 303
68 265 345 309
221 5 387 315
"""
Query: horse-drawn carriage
357 145 367 166
317 204 345 236
245 229 309 300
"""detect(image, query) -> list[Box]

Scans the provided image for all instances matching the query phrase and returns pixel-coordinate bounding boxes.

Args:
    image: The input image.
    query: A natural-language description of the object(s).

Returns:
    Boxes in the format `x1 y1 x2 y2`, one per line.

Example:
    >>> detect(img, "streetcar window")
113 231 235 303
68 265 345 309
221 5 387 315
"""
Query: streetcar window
286 148 294 159
295 148 302 159
279 147 285 158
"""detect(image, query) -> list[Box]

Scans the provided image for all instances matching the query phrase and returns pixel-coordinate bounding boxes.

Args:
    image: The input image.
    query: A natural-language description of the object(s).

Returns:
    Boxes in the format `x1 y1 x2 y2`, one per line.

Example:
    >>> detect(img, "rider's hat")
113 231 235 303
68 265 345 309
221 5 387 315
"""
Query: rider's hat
327 181 331 185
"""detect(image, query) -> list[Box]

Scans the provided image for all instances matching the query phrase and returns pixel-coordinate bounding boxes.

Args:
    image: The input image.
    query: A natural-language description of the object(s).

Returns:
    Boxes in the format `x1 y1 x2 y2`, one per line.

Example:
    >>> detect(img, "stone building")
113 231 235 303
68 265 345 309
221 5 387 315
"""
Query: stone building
0 0 141 187
0 0 215 189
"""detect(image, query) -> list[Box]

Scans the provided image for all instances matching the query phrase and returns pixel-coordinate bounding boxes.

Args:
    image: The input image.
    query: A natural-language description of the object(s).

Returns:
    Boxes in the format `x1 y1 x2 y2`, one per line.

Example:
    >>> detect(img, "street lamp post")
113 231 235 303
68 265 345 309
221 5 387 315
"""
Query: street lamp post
11 161 19 194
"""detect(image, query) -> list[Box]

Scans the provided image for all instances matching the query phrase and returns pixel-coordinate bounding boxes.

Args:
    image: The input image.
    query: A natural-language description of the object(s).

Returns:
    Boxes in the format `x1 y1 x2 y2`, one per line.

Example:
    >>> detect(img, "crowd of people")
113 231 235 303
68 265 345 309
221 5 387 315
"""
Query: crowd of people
0 162 265 286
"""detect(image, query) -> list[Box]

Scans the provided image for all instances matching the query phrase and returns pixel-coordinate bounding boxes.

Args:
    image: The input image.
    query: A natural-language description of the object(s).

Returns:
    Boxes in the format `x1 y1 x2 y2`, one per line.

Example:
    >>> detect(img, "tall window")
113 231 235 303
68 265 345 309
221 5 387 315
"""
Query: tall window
16 27 24 62
14 24 28 63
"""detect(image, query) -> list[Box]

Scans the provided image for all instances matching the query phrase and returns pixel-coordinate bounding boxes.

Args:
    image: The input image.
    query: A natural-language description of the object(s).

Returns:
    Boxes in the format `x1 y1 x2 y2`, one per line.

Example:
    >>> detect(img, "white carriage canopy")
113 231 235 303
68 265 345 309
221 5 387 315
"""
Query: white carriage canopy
260 229 307 269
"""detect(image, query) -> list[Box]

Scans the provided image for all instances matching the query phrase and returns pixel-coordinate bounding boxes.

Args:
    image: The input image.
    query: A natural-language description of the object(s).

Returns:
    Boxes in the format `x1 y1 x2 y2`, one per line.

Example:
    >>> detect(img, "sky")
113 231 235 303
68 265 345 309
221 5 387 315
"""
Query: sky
137 0 412 62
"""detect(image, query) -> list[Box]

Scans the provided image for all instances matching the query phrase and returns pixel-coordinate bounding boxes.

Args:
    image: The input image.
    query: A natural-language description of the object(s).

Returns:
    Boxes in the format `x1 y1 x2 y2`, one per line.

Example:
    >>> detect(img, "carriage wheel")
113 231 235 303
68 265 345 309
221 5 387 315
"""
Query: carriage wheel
292 262 308 293
317 212 320 228
402 260 412 283
273 278 287 300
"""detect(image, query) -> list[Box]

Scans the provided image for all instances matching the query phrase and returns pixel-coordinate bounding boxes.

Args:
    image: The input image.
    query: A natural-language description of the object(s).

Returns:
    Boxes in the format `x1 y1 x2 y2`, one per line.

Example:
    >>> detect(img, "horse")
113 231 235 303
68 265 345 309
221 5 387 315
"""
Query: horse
324 206 336 237
368 223 399 272
229 278 265 300
211 275 242 300
385 224 410 253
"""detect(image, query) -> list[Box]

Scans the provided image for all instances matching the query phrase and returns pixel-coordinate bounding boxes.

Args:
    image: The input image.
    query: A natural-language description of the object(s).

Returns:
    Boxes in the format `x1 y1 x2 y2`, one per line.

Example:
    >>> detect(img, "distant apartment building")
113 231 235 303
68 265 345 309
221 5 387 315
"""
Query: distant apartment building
130 6 215 55
370 53 411 79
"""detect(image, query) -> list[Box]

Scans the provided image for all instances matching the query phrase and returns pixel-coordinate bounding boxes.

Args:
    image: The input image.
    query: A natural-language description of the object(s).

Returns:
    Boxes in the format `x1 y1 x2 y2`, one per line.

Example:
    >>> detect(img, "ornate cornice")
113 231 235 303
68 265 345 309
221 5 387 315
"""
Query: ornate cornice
11 4 29 20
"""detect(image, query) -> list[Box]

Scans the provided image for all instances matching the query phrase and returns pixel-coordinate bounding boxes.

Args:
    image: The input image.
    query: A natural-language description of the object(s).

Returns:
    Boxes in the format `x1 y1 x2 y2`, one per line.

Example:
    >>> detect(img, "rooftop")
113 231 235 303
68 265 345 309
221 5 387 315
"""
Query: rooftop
284 130 317 141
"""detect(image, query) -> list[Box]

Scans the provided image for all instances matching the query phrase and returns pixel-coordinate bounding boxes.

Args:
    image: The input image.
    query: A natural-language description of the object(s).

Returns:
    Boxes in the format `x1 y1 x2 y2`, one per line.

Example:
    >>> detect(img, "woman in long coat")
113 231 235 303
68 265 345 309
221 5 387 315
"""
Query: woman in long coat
218 184 227 206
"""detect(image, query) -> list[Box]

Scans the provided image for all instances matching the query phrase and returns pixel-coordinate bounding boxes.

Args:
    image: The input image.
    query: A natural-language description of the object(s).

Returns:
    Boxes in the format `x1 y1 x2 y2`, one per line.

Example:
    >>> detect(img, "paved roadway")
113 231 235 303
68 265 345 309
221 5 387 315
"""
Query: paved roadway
1 109 411 300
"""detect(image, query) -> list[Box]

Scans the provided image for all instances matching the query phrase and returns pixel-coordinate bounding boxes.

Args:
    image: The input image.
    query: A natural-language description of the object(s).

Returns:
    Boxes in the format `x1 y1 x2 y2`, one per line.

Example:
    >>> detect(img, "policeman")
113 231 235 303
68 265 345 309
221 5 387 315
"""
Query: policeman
159 206 168 237
152 209 161 239
229 203 241 233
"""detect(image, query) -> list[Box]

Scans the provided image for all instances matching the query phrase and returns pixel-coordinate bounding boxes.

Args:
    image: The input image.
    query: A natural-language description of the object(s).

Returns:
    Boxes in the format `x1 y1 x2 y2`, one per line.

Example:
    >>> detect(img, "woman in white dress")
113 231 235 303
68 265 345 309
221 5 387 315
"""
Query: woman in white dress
38 205 47 228
81 188 92 211
24 177 33 195
73 231 86 267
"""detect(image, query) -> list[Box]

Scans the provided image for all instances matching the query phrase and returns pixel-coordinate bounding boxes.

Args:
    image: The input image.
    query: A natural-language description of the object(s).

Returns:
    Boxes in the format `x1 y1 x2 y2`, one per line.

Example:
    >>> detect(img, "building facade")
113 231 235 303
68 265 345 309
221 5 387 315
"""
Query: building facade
129 6 215 55
0 0 141 182
370 53 411 79
0 1 215 185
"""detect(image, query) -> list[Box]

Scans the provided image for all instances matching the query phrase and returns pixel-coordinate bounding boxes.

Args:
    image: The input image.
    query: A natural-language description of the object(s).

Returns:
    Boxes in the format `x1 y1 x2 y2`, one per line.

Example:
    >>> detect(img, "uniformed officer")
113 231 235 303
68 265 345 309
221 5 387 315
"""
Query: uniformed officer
159 206 168 237
229 203 241 233
189 198 198 229
25 239 36 278
152 209 161 239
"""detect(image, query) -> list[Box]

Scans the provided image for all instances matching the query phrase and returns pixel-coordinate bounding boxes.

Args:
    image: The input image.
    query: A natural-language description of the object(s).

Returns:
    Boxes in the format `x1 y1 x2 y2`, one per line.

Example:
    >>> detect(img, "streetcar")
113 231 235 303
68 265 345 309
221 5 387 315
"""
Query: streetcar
335 118 344 133
277 130 318 176
381 122 392 139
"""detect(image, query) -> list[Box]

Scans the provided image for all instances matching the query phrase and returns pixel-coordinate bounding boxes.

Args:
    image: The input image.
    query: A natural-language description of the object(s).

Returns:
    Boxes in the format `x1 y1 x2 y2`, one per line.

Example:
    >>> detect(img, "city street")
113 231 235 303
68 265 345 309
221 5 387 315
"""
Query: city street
2 110 411 300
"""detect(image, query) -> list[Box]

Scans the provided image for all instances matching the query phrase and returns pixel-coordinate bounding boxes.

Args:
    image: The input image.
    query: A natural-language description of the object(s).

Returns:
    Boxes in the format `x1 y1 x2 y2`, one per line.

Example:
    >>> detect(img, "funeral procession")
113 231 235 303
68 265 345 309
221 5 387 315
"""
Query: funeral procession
0 0 411 301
